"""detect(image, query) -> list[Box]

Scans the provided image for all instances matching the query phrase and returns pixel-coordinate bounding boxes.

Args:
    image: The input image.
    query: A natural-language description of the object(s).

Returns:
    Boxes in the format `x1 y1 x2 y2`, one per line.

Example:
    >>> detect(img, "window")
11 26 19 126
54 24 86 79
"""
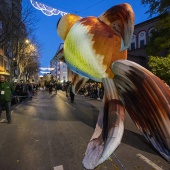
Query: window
131 42 135 50
0 55 3 67
0 21 2 28
129 34 136 50
148 27 155 40
138 31 146 48
140 40 145 48
0 20 2 36
4 60 7 70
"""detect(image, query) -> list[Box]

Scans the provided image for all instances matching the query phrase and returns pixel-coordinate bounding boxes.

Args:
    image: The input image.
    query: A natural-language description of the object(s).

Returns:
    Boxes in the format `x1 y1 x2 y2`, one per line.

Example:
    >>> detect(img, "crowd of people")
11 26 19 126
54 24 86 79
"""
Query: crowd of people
78 82 104 100
0 77 104 124
2 79 105 107
45 81 104 102
12 82 40 103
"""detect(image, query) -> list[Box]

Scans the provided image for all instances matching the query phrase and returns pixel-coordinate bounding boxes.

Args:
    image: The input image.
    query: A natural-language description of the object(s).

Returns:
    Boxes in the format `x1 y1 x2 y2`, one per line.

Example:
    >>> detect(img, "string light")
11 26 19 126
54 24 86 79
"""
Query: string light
40 71 50 74
40 71 51 74
39 67 55 71
30 0 69 16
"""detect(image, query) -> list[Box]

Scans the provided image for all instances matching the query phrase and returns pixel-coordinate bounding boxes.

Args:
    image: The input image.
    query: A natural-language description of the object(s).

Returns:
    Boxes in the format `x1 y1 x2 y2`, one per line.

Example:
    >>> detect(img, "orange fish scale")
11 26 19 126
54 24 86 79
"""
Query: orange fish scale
80 17 127 78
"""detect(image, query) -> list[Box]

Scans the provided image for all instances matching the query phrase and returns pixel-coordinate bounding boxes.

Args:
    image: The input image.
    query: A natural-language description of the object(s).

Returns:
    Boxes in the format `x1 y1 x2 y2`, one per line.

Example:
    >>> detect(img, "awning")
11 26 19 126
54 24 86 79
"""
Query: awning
0 72 10 76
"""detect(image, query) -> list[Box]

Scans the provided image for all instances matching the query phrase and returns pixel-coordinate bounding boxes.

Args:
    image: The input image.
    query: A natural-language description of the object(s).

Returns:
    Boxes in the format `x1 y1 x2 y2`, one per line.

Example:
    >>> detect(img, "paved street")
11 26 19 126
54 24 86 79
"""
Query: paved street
0 89 169 170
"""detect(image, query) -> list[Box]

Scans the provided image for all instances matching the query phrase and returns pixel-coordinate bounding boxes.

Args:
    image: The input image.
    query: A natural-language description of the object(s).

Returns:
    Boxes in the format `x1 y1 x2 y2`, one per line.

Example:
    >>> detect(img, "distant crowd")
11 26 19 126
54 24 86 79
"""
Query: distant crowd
78 82 104 100
11 82 40 104
11 81 105 105
63 81 104 100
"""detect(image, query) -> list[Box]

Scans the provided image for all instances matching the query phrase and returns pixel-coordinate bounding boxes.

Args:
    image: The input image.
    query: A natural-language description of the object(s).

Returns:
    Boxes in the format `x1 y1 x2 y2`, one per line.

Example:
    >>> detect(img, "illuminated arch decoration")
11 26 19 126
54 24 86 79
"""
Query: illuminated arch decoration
39 67 55 71
40 71 51 74
30 0 69 16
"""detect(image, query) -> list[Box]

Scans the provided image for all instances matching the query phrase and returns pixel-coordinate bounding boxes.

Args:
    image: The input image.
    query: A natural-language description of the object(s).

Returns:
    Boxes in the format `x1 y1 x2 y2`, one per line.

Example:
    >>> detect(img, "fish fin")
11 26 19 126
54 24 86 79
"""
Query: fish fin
82 78 125 169
72 74 89 94
112 60 170 162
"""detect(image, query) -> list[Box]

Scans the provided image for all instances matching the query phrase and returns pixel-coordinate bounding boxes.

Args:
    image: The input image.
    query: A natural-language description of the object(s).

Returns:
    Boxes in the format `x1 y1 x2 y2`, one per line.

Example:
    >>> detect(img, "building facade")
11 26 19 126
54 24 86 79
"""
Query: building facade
50 43 74 83
0 0 22 78
128 16 159 69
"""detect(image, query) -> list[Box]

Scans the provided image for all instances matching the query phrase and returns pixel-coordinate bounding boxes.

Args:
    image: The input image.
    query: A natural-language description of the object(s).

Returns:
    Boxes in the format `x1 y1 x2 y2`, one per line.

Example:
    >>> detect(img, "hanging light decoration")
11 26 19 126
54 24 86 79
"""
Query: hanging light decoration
40 71 51 74
39 67 55 71
30 0 69 16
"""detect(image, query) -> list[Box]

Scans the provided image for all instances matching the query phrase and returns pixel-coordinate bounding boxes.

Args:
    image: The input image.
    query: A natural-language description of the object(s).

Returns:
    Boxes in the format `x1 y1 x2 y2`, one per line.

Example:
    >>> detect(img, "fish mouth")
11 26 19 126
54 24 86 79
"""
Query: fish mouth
98 3 134 51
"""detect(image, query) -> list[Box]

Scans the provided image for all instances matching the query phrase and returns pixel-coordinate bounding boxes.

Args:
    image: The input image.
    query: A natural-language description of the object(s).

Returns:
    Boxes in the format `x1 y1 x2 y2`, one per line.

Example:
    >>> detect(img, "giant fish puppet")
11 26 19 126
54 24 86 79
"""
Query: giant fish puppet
56 3 170 169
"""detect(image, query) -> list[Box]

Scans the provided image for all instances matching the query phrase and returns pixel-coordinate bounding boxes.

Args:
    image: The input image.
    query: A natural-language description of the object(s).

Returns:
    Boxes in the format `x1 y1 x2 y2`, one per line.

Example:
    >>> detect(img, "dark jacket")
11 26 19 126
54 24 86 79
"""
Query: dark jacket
0 81 14 102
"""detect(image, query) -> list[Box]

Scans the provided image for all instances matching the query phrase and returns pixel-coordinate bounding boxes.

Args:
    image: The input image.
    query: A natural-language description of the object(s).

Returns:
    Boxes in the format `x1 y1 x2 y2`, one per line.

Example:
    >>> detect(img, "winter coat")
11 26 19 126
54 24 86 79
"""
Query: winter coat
0 81 14 102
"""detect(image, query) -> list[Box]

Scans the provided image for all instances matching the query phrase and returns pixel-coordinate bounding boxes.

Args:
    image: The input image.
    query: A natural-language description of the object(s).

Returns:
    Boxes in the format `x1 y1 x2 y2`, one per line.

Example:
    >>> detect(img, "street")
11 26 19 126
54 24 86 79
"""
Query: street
0 90 169 170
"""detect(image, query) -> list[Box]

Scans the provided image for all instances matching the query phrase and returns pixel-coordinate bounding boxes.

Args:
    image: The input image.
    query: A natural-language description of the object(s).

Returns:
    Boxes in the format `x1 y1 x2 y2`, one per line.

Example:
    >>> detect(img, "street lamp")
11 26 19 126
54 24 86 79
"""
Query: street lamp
25 39 30 44
14 39 32 81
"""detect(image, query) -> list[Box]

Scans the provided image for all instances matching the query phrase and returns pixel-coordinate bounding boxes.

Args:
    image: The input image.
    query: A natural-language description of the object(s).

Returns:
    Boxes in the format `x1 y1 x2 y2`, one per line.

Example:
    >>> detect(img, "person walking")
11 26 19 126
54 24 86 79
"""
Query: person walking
48 83 53 94
67 83 75 103
0 75 14 124
27 82 33 98
55 83 58 94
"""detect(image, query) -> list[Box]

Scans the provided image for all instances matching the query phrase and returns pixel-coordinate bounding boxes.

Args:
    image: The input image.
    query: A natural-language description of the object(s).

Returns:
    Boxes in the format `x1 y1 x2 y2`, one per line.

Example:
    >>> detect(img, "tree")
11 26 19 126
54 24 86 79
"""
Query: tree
24 60 40 82
148 55 170 85
21 0 39 37
16 39 40 81
141 0 170 55
0 0 20 46
0 0 38 47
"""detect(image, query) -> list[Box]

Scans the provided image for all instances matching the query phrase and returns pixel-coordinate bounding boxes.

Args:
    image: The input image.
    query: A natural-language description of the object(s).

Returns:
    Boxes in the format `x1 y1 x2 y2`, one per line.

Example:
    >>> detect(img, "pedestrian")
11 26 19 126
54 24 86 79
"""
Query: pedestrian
55 83 58 94
48 82 53 94
0 75 14 124
67 83 75 103
26 82 33 98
